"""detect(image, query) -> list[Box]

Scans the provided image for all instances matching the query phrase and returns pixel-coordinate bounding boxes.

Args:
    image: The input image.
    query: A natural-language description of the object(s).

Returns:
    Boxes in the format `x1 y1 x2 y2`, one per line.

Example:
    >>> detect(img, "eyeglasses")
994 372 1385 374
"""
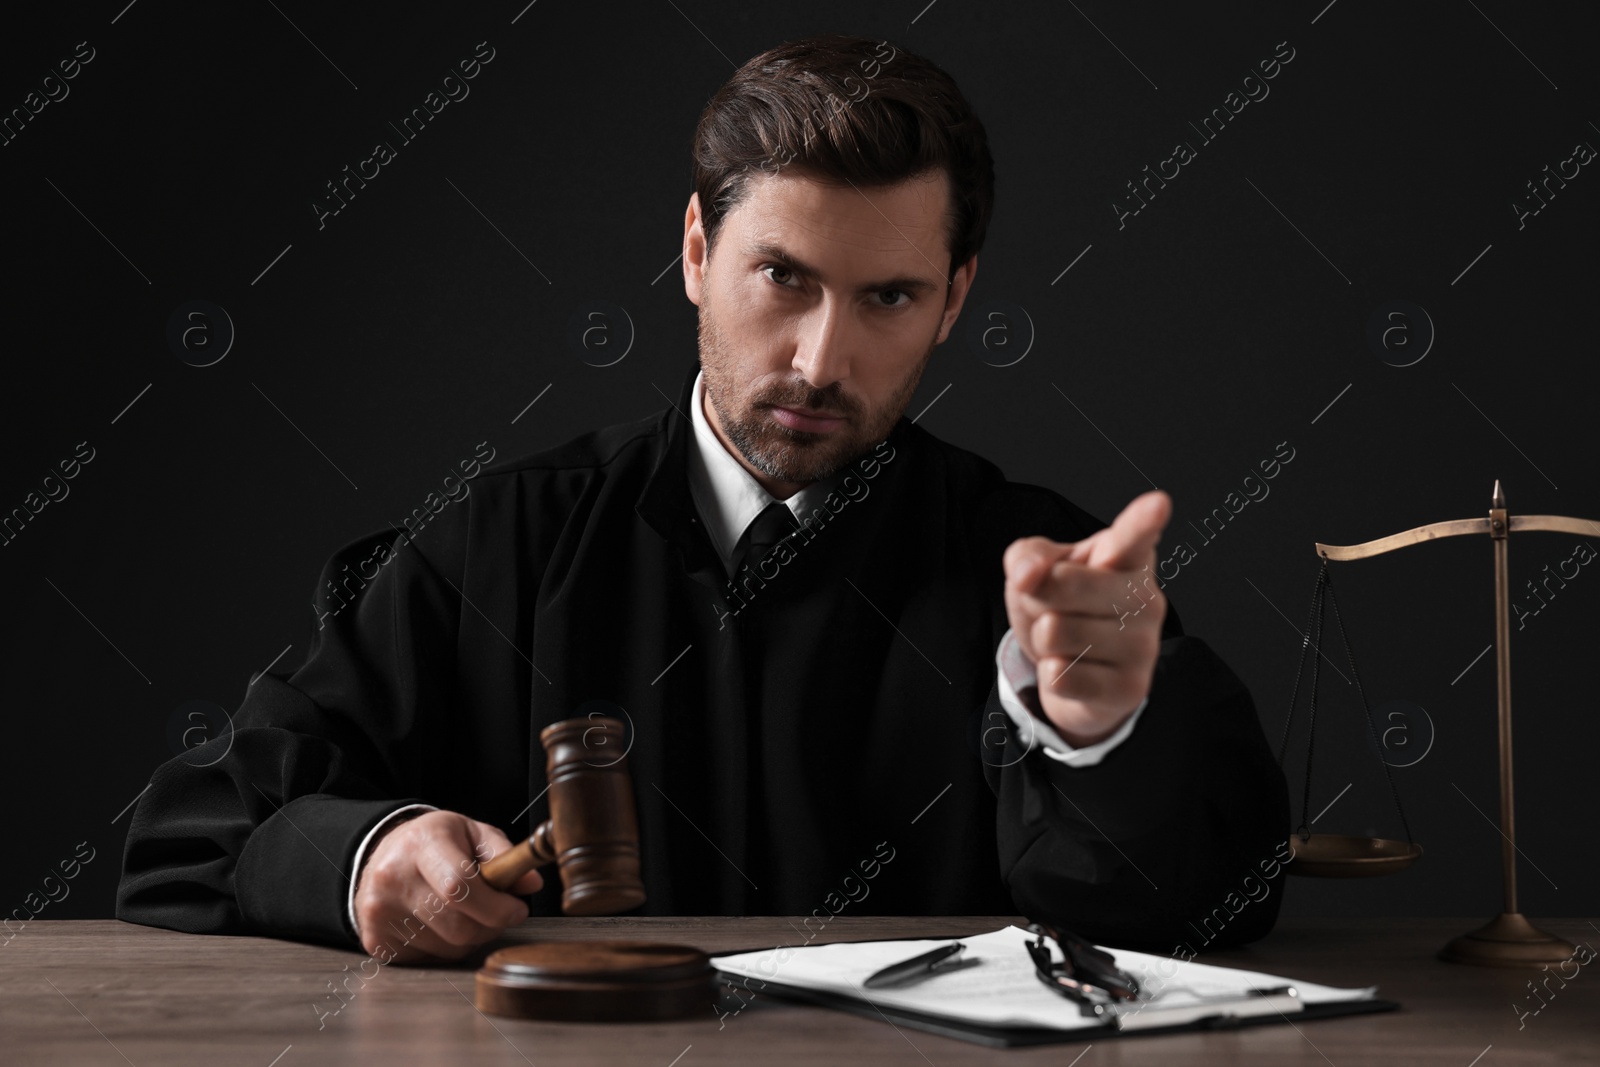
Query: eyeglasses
1025 921 1142 1017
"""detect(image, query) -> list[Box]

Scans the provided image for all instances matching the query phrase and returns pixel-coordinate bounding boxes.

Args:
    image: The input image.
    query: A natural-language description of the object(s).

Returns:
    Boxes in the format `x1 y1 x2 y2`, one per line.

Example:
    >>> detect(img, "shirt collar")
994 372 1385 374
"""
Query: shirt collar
686 368 837 570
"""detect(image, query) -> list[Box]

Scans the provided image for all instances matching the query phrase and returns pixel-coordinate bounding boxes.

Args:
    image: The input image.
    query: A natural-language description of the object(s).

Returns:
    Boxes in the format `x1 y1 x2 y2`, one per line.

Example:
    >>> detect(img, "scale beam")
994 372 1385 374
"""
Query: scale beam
1316 517 1488 559
1316 514 1598 560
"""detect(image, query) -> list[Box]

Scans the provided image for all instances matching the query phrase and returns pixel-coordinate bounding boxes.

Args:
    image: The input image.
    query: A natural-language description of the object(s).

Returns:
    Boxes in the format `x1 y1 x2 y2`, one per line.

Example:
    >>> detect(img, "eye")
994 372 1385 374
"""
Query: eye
877 289 911 308
759 264 797 288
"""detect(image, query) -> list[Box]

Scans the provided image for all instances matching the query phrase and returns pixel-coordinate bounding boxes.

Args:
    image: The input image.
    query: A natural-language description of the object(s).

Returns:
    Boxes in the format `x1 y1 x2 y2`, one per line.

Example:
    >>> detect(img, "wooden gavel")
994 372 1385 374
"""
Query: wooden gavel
479 715 646 915
473 716 707 1023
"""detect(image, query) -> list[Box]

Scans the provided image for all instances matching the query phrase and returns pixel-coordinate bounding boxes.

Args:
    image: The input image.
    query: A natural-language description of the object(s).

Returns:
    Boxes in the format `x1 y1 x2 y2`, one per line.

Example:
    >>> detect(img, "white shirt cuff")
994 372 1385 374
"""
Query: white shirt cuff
347 803 438 939
994 628 1147 767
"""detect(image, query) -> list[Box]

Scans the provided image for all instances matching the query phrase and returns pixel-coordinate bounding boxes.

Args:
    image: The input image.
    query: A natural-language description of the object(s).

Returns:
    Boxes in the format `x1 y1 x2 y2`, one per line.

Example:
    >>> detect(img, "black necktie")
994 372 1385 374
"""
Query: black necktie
732 501 796 578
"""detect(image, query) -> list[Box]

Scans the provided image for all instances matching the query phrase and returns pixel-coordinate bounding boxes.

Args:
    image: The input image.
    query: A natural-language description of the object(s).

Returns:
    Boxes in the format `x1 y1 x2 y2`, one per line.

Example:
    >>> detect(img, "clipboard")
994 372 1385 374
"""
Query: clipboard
712 925 1399 1048
723 976 1400 1048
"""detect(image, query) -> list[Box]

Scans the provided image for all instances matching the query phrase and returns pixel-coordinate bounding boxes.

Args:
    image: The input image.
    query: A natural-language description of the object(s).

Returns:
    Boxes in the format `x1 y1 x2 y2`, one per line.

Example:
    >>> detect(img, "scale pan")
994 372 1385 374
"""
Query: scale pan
1286 834 1422 877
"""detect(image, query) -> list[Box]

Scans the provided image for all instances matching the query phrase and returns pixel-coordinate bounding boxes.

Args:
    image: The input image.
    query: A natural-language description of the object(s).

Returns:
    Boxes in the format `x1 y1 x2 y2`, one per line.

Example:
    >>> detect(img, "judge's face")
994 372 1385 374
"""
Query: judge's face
683 167 977 497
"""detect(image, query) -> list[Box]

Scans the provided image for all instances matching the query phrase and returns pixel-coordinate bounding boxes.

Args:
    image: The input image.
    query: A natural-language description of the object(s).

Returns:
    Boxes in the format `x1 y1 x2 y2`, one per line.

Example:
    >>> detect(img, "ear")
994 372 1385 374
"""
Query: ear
933 252 979 346
683 192 708 306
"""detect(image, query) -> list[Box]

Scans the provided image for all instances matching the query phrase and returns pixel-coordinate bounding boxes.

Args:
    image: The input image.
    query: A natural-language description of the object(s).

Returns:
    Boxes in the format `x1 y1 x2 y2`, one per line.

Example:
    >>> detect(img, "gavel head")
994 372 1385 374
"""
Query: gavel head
536 715 646 916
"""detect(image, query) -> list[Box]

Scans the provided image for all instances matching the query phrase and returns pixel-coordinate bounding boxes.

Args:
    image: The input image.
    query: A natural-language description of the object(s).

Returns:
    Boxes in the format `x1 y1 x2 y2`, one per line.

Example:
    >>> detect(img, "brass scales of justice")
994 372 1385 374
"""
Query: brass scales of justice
1278 480 1588 967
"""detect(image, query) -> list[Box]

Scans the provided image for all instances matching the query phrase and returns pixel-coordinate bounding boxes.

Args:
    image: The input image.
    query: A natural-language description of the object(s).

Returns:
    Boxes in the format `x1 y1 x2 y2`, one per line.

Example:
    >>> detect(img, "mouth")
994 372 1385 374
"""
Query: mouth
767 405 846 433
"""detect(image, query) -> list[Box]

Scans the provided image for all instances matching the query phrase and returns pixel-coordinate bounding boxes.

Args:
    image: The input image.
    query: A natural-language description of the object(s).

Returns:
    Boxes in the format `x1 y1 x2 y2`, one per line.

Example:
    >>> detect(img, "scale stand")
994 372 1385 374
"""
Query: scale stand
1315 480 1588 967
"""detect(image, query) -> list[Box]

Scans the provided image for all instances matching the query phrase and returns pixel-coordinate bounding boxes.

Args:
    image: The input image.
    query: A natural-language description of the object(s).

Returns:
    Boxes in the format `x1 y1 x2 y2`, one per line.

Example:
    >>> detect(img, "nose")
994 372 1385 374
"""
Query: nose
790 295 858 392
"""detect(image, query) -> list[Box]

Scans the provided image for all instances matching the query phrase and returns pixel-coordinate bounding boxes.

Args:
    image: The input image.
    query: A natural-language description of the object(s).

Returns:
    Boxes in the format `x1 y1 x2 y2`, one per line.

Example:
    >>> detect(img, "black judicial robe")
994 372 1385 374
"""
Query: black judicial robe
117 360 1289 954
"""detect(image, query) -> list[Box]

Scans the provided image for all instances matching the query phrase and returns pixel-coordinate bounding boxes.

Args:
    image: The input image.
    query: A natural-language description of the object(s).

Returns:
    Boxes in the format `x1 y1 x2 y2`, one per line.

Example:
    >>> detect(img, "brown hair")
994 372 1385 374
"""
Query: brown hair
690 32 995 282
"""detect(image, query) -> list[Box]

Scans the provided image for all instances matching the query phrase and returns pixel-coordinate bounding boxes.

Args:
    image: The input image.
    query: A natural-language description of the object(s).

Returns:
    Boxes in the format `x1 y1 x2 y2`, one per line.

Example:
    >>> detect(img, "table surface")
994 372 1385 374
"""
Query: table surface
4 916 1596 1065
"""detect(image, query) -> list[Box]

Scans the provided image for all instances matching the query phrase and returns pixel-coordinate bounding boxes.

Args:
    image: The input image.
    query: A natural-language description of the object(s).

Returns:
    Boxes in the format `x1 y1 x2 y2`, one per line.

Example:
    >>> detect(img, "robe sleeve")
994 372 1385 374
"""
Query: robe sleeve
983 618 1291 954
114 528 459 948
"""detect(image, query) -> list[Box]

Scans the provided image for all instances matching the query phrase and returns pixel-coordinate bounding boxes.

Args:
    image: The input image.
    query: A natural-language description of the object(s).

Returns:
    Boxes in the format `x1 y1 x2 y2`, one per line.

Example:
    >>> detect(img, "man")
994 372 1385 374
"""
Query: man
118 33 1287 964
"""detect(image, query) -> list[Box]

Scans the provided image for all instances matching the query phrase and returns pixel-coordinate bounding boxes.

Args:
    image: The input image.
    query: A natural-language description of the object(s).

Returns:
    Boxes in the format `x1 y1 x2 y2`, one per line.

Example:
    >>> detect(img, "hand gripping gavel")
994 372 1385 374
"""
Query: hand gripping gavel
478 715 646 915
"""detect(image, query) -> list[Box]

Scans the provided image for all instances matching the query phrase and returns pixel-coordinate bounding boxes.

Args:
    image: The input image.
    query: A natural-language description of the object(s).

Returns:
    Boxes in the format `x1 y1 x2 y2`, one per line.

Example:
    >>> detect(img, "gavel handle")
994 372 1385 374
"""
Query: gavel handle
480 819 557 892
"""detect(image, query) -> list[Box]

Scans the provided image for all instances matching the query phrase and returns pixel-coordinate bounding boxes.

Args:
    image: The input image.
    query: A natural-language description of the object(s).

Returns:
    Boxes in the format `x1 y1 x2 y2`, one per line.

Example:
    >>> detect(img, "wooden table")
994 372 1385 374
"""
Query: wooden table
4 917 1595 1064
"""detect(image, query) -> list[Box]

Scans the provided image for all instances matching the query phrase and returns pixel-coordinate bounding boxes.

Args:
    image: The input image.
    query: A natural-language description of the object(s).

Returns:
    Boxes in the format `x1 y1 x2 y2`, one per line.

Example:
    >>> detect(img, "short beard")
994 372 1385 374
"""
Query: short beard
698 297 935 485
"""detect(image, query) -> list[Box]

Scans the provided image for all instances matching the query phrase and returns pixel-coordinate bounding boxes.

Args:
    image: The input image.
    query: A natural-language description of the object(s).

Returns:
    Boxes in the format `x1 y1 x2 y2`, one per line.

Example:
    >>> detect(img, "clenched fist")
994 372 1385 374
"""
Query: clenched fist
352 809 543 963
1003 489 1171 747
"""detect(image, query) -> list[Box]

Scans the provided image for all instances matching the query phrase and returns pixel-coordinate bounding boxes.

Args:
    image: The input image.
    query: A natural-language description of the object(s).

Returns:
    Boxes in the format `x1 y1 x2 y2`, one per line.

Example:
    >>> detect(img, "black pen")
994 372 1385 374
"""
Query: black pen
863 942 972 989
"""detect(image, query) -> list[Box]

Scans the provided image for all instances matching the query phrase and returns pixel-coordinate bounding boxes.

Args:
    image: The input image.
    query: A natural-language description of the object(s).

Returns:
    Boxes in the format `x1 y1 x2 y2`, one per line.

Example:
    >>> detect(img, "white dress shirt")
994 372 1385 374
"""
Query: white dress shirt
343 369 1145 939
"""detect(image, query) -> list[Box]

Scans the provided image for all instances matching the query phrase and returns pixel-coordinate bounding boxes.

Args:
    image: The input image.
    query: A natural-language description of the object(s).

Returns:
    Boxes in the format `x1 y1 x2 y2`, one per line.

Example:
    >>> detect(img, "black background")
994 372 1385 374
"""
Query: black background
2 1 1594 926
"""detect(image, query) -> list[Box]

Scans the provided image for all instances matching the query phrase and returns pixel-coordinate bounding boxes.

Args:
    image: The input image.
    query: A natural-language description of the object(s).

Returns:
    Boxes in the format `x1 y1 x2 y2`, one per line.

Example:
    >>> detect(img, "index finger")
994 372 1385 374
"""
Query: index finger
1079 489 1171 571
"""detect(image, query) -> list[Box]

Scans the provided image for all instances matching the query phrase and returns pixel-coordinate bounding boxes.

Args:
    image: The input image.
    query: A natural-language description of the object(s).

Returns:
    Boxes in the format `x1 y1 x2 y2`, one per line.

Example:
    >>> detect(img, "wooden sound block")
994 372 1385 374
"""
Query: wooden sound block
475 940 716 1022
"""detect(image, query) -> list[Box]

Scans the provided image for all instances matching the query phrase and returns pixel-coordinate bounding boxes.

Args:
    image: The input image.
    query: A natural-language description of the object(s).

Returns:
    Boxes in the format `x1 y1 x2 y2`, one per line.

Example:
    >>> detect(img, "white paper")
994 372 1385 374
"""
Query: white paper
712 925 1377 1033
